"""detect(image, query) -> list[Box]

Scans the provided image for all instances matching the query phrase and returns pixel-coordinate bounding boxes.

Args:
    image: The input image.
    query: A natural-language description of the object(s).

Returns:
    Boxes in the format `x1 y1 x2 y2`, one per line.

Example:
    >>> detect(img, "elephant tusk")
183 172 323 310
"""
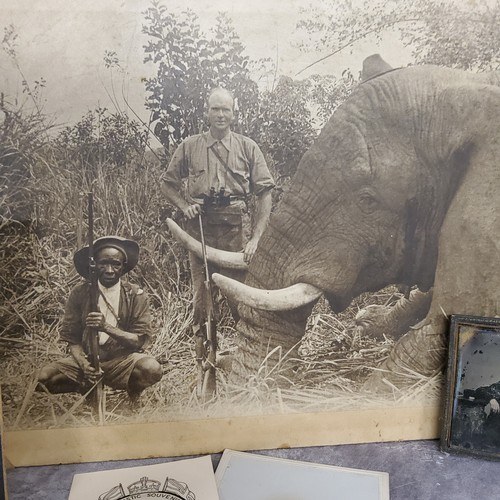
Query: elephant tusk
212 273 323 311
166 218 248 270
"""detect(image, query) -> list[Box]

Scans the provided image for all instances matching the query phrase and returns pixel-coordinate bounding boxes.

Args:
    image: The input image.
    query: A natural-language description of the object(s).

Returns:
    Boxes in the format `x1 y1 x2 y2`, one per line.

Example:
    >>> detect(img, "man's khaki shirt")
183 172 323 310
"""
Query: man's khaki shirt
60 281 152 358
162 131 274 202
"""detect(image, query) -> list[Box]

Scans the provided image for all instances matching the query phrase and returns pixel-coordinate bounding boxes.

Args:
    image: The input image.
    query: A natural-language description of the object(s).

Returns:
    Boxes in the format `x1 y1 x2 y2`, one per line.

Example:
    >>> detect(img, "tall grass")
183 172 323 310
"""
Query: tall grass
0 101 198 428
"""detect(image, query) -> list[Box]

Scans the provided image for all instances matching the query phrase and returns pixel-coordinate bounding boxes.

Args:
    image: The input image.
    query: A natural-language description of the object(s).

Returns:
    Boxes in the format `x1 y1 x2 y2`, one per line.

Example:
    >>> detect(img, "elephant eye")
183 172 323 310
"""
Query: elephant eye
358 190 379 214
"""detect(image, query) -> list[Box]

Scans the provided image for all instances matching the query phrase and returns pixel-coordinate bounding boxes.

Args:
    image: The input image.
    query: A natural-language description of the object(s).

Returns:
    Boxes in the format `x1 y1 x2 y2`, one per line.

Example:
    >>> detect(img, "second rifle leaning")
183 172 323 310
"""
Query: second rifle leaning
197 213 217 402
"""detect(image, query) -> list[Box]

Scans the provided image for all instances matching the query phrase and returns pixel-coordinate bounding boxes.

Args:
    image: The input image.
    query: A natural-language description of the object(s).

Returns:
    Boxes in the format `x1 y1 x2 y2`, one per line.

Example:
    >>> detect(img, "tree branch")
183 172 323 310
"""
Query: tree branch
295 18 423 76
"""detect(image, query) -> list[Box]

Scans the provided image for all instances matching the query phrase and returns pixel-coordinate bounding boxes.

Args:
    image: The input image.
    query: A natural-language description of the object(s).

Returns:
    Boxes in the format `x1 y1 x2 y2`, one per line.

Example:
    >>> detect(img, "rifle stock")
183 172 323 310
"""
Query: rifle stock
202 280 217 399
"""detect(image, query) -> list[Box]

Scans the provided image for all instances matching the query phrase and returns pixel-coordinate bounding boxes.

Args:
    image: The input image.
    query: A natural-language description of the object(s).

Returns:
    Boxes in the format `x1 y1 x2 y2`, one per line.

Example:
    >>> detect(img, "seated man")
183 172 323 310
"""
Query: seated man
466 381 500 414
38 236 162 402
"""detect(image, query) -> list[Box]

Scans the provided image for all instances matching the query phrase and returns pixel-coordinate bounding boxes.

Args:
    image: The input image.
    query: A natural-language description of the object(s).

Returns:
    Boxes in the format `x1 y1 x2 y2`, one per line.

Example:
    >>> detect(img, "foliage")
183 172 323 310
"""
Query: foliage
0 96 46 223
142 4 258 149
307 70 357 126
246 76 317 187
1 25 52 224
2 24 47 111
142 3 320 190
296 0 500 72
398 0 500 70
56 108 149 172
0 90 190 342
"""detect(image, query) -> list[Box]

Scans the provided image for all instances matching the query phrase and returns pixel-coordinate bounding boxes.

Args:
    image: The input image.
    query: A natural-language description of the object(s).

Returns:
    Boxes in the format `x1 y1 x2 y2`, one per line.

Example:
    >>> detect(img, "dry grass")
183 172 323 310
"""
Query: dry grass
0 102 439 431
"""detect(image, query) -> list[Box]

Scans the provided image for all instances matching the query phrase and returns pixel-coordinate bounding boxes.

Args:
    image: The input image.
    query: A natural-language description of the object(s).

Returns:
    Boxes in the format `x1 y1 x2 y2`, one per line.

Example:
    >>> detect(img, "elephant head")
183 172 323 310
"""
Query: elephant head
170 55 500 387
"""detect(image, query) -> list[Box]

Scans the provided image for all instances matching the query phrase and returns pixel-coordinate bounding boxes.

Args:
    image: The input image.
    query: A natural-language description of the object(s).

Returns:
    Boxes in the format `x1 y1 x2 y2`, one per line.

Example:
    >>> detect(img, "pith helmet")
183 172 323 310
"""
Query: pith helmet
73 236 140 279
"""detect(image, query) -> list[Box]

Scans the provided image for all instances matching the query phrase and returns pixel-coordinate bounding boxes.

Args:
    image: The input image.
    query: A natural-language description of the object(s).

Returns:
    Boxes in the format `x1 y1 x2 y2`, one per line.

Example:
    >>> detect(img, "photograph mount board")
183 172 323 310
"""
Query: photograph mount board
1 0 496 465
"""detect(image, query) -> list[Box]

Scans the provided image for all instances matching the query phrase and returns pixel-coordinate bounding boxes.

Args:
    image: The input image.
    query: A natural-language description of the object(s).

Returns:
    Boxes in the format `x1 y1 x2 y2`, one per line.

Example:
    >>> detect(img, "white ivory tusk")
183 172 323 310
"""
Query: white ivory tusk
212 273 323 311
167 218 248 270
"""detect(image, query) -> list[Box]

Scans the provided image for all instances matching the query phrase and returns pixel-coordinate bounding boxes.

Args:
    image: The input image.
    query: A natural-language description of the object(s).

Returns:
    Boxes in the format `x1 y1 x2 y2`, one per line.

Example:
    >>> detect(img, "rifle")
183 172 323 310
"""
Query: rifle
197 213 217 401
86 192 105 423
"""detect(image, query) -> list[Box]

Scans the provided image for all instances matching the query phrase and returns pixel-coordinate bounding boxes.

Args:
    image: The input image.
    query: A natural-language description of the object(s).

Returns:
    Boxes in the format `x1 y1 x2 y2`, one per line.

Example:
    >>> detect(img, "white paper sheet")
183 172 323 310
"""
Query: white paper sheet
68 455 218 500
215 449 390 500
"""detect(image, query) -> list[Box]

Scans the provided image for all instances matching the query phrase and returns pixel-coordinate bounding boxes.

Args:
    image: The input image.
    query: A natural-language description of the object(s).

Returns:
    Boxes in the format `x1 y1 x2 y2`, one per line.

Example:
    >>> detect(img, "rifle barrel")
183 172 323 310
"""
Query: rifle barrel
198 214 217 401
87 192 105 423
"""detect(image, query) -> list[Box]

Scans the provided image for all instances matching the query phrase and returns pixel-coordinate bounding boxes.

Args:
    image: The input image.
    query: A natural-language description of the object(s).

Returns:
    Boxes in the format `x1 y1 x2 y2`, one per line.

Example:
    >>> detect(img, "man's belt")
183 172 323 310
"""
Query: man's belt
192 196 246 203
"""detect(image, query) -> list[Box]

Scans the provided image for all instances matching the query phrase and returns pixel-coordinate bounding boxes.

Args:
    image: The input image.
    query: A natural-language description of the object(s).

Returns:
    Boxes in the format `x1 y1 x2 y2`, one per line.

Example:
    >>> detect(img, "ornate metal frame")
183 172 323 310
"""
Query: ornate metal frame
441 314 500 460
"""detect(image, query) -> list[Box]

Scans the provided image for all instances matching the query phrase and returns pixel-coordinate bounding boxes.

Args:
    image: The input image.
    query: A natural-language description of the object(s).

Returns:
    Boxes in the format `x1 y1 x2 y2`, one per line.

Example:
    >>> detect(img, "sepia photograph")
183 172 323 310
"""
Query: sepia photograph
441 315 500 460
1 0 500 466
0 388 6 500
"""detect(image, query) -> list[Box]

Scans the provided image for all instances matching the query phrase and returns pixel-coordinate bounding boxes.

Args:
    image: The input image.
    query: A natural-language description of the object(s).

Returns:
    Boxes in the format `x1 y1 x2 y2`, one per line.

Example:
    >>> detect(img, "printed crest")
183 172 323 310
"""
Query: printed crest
98 475 196 500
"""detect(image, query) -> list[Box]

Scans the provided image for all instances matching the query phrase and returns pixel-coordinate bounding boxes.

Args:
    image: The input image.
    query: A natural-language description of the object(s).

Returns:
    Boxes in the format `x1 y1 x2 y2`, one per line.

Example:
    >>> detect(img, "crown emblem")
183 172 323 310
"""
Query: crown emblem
99 475 196 499
127 476 161 494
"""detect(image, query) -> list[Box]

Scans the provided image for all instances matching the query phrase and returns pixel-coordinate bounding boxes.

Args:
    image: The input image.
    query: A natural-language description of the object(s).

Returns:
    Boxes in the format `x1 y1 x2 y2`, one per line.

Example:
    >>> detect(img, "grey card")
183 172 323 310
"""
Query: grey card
215 449 389 500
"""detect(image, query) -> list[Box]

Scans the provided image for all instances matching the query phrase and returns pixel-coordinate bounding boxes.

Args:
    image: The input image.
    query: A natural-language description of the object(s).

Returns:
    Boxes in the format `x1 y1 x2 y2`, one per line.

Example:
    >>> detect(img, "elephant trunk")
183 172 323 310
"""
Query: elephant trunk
355 288 433 341
363 314 447 392
228 300 317 385
224 194 347 385
214 273 321 386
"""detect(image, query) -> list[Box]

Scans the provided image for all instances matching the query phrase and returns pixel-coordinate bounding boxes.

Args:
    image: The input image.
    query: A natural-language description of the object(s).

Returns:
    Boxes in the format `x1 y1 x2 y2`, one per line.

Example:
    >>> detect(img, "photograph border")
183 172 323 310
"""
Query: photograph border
0 388 7 500
441 314 500 460
5 405 439 466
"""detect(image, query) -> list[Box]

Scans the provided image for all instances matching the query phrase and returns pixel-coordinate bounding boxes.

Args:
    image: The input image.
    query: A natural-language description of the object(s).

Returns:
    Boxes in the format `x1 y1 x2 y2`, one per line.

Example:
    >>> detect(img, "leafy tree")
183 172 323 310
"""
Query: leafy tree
307 70 356 127
142 4 258 149
296 0 500 72
292 0 500 130
247 76 316 188
398 0 500 70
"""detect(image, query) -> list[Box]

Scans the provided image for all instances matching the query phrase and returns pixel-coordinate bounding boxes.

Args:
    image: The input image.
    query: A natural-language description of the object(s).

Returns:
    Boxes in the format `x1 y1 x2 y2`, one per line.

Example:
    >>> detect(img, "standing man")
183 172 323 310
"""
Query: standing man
38 236 163 403
161 87 274 336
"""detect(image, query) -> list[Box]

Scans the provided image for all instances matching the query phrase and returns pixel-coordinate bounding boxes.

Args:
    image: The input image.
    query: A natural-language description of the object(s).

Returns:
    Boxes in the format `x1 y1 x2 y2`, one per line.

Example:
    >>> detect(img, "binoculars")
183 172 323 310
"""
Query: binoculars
202 187 231 208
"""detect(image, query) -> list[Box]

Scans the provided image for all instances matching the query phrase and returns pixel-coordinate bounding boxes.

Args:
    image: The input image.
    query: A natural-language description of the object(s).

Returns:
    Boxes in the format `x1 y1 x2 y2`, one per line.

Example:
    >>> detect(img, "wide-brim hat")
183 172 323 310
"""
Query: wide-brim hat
73 236 140 279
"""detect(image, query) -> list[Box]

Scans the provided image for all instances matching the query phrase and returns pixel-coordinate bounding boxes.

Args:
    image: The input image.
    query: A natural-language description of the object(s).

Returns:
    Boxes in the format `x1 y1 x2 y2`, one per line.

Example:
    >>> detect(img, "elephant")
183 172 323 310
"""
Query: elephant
167 54 500 391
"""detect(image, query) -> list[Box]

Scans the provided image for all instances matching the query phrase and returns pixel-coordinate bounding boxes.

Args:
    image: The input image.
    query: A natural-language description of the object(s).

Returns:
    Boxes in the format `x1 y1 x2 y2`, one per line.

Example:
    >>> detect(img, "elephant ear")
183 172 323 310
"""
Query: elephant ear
404 81 500 291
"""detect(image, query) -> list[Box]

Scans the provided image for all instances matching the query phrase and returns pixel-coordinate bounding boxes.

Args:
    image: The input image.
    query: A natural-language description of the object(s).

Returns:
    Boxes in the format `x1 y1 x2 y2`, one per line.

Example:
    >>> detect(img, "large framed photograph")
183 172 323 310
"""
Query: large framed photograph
2 0 500 466
0 387 8 500
441 315 500 460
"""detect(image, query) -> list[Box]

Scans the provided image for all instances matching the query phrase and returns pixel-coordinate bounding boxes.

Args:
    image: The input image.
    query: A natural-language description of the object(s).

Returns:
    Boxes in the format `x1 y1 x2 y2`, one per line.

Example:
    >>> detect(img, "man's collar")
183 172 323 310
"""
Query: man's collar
206 130 232 150
98 279 121 294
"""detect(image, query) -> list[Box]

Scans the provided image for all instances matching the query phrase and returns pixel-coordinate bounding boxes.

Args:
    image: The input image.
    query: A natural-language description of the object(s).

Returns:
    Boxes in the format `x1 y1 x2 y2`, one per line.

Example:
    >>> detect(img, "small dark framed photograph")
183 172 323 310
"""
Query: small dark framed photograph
441 314 500 460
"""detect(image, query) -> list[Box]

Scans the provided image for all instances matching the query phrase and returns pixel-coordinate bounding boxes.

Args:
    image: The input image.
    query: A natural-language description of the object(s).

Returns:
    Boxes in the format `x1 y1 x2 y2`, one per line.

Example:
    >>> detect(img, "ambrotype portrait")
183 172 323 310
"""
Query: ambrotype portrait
1 0 500 465
442 315 500 460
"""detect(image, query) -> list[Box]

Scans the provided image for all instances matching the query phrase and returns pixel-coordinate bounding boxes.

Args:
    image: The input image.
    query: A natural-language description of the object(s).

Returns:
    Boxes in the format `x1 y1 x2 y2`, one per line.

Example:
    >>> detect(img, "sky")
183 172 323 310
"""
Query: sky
0 0 413 134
